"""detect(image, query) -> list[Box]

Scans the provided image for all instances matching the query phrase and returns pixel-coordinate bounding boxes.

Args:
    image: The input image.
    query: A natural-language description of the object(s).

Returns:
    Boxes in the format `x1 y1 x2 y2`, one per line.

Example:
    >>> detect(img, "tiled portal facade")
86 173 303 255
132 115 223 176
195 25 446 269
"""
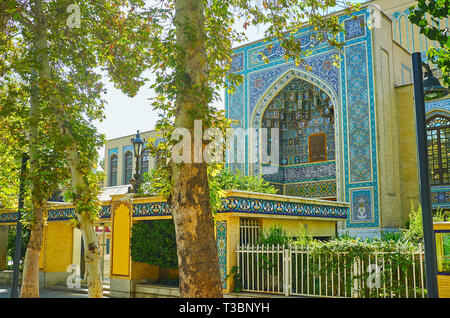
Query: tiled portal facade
225 2 450 237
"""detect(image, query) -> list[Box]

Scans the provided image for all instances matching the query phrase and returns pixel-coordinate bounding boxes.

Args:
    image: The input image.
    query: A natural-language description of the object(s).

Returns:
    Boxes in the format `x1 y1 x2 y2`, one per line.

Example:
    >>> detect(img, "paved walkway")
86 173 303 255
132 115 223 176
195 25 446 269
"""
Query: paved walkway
0 285 88 298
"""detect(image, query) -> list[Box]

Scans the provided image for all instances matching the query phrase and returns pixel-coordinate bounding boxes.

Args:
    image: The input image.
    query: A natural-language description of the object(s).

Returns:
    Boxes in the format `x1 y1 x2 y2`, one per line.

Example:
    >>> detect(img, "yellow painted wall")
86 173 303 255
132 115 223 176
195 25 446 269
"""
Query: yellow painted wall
43 222 73 272
395 84 420 224
111 203 131 278
261 218 336 238
131 261 160 282
372 13 404 229
215 215 240 293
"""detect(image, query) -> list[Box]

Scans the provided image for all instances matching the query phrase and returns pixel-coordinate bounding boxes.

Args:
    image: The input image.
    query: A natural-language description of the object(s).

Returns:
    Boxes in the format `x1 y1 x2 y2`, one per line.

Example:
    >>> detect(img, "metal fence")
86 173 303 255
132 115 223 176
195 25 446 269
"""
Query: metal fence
235 245 426 298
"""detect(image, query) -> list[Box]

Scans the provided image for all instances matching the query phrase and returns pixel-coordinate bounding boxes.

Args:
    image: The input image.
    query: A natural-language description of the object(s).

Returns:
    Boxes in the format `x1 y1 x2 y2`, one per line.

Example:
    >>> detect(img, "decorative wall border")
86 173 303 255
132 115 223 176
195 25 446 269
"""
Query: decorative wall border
216 221 227 289
220 196 347 219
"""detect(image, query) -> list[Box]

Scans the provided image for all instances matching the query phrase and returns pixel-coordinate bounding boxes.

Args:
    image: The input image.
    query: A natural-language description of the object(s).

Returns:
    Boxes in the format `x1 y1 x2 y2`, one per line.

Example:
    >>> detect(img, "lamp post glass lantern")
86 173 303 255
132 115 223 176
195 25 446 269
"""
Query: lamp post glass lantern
422 62 449 101
130 131 145 193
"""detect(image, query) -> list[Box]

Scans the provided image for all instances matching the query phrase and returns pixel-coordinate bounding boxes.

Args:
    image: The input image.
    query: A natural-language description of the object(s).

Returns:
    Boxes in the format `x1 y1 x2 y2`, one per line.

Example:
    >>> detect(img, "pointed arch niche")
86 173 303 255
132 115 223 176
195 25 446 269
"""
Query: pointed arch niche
250 69 342 200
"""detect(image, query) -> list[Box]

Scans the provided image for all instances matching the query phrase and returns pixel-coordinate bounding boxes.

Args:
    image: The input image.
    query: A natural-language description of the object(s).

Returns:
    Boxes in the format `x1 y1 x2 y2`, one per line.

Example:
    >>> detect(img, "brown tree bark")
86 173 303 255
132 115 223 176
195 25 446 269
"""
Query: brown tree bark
20 65 44 298
21 0 103 298
171 0 223 298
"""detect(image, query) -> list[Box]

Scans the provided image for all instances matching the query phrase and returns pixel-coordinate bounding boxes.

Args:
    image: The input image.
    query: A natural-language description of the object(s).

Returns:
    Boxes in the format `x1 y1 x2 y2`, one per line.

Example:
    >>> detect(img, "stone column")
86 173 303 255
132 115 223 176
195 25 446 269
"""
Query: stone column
0 225 9 270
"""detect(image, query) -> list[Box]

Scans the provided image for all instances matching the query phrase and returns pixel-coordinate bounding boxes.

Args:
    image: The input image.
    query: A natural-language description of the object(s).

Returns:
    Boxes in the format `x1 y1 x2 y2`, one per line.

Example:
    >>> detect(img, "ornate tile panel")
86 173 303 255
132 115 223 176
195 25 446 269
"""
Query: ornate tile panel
221 196 347 219
349 188 374 223
99 205 112 219
231 52 244 72
47 208 76 221
425 99 450 118
247 32 327 68
0 212 18 223
284 181 337 198
132 202 171 217
216 221 227 289
431 185 450 209
344 42 372 183
344 15 366 41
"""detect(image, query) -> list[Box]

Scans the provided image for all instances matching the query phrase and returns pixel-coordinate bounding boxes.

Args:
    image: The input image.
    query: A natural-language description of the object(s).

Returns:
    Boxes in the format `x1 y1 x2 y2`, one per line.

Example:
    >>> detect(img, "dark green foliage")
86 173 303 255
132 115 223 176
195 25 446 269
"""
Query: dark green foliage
409 0 450 86
130 220 178 269
7 226 30 270
226 266 242 292
257 225 291 246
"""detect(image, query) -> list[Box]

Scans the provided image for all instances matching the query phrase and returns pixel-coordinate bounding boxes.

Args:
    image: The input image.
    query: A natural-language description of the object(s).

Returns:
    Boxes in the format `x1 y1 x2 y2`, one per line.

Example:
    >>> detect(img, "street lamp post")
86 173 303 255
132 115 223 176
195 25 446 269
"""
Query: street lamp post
411 52 449 298
10 154 28 298
129 131 145 193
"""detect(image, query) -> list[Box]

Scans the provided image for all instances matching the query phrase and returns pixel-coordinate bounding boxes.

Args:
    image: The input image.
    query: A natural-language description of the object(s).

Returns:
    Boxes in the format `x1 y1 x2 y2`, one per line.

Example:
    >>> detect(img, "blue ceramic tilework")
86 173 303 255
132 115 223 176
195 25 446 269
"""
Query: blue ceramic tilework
220 196 347 219
0 212 18 223
231 52 244 72
225 7 378 230
344 42 372 184
228 83 245 128
431 185 450 209
349 188 374 223
108 148 118 158
99 205 112 219
132 202 171 217
216 221 227 289
425 99 450 117
247 32 327 68
248 52 340 116
284 180 337 198
344 15 366 41
47 208 76 221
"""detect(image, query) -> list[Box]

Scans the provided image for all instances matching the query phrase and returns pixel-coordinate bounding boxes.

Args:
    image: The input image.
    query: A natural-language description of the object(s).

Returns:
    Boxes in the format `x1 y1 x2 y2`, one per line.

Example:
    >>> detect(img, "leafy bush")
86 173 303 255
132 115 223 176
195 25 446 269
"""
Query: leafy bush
257 225 291 246
292 238 423 297
402 201 423 244
130 220 178 269
7 226 30 270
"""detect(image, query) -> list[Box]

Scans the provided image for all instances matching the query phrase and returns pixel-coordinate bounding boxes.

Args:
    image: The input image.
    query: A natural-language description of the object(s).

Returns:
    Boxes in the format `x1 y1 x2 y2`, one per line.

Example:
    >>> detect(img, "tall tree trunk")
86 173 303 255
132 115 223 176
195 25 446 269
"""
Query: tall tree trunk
23 0 103 298
20 68 44 298
171 0 223 298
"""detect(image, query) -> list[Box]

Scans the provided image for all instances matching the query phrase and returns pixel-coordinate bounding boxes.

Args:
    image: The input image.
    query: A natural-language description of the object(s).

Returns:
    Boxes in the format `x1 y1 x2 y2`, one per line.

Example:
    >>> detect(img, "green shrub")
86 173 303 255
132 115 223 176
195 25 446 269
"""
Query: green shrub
257 225 291 246
130 220 178 269
7 226 30 270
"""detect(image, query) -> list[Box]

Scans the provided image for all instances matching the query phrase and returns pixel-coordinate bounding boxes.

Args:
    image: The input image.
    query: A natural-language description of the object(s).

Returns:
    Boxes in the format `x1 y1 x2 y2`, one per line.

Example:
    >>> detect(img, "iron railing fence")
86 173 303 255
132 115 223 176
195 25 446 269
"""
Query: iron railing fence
235 245 426 298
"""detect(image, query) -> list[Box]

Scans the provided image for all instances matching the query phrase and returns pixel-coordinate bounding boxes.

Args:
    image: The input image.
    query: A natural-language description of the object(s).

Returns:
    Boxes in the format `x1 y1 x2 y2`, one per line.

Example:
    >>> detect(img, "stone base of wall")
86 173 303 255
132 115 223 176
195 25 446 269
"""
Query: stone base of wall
0 271 68 288
110 278 134 298
339 227 401 240
134 284 180 298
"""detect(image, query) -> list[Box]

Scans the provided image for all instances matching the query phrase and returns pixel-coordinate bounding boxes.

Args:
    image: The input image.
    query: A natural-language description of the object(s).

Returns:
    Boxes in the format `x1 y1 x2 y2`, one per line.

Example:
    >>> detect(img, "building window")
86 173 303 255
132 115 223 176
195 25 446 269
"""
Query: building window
124 151 133 185
309 132 327 162
427 115 450 186
239 218 260 246
141 150 149 176
109 154 118 186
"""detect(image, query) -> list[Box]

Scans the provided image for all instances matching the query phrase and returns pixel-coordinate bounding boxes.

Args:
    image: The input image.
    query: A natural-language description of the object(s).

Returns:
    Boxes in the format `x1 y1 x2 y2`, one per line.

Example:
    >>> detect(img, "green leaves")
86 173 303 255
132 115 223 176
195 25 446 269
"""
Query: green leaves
409 0 450 86
130 220 179 269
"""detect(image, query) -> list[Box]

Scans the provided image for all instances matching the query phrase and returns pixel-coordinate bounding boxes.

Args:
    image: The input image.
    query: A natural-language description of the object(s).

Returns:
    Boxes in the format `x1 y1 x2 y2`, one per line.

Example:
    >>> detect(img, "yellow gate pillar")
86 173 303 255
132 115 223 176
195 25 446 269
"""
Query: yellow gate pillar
0 225 9 271
216 215 240 294
109 194 159 298
110 194 133 297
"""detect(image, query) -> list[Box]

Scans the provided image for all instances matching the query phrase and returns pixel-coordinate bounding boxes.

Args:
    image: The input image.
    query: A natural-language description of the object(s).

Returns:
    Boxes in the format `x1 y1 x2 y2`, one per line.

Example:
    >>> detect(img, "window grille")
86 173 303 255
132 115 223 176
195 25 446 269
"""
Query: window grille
239 218 261 246
141 150 149 176
427 115 450 186
124 151 133 185
109 154 118 186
